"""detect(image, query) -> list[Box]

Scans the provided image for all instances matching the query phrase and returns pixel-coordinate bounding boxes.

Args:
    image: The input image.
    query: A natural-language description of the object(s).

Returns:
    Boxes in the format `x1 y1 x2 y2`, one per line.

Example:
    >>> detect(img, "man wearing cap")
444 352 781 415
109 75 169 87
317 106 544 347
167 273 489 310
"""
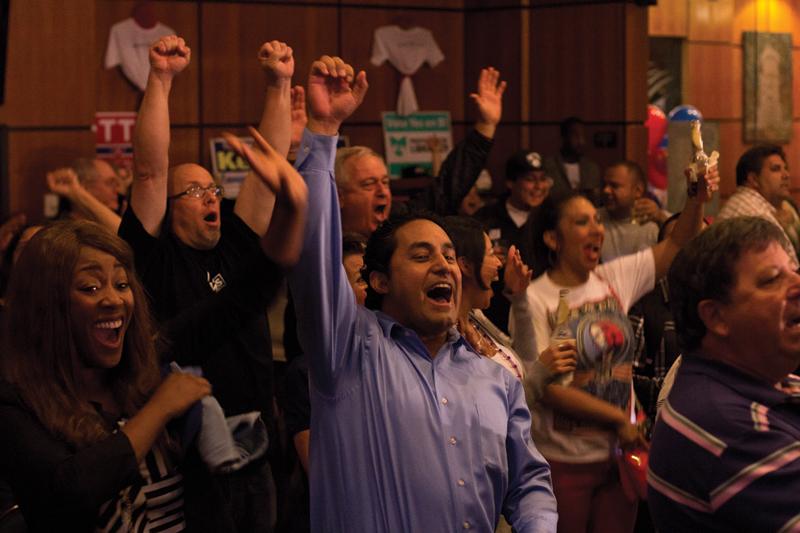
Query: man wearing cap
475 150 553 332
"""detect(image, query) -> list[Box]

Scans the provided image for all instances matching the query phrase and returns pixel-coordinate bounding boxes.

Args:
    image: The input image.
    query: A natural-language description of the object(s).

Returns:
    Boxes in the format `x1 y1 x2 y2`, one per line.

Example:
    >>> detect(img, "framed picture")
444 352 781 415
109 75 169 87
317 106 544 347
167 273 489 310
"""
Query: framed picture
743 31 793 143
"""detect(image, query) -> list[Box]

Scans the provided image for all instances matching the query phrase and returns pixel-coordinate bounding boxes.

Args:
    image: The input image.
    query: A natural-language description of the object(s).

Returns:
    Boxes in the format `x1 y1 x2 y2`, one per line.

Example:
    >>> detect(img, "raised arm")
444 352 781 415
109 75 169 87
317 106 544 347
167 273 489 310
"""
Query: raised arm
47 168 121 232
234 41 294 236
419 67 505 215
651 166 719 279
131 35 190 237
288 55 368 394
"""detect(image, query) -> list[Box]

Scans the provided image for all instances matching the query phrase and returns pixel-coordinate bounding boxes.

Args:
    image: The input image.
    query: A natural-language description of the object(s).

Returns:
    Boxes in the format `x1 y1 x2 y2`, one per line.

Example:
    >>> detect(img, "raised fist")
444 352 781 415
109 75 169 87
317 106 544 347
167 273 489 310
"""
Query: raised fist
258 40 294 83
149 35 191 77
306 55 368 135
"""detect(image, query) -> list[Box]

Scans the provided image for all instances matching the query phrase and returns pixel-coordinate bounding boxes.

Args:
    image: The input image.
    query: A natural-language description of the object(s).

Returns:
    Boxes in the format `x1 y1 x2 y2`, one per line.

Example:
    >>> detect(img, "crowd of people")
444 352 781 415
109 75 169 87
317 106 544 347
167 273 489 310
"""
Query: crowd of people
0 34 799 533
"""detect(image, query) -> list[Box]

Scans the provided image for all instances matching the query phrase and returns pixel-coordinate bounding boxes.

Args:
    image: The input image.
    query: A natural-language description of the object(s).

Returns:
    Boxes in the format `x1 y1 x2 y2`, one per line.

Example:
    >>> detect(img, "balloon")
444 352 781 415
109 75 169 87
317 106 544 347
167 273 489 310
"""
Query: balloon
668 104 703 122
646 104 667 154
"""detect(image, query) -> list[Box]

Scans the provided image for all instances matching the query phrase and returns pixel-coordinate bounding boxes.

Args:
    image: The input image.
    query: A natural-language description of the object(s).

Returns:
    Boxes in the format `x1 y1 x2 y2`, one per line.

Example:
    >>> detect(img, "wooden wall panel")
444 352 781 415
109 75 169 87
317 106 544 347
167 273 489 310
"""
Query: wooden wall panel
483 124 522 192
732 0 800 43
648 0 688 37
625 3 649 122
0 0 96 126
96 1 199 123
687 0 734 42
464 9 522 123
625 124 648 171
340 7 465 123
715 121 745 199
684 43 742 120
356 0 463 7
7 130 95 220
169 128 201 168
530 4 625 122
201 3 338 125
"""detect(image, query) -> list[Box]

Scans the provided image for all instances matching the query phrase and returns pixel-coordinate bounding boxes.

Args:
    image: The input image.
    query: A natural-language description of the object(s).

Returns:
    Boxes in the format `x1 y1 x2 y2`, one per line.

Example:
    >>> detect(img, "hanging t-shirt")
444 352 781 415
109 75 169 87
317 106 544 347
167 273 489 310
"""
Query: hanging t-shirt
563 162 581 190
512 249 655 463
105 18 175 91
370 25 445 115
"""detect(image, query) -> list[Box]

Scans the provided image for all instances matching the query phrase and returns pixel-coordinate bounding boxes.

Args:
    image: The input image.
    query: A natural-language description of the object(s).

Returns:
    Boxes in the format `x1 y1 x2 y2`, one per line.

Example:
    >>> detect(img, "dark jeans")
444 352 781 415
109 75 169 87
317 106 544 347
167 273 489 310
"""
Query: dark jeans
217 458 275 533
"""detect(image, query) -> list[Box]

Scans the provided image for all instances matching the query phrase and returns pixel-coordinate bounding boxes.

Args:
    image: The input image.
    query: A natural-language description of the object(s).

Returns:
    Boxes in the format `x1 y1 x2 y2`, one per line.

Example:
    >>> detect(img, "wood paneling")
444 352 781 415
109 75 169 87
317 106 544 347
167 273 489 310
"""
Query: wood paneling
201 3 337 125
625 3 649 122
464 9 522 122
340 7 465 123
6 130 95 220
96 1 199 123
356 0 463 7
687 0 734 42
625 124 648 171
648 0 688 37
715 121 745 199
169 127 201 168
733 0 800 43
530 4 626 122
0 0 96 126
684 43 742 120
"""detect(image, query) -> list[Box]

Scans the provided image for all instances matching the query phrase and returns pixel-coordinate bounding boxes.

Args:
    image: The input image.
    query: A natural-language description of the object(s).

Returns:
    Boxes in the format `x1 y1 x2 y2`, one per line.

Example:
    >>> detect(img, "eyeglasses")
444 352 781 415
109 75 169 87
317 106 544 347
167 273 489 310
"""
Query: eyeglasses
168 184 224 200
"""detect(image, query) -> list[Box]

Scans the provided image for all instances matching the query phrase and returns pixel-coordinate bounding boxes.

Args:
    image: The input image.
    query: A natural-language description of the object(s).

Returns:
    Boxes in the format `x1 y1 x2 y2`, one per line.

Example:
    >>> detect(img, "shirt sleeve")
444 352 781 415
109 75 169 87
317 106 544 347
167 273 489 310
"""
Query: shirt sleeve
423 29 445 67
104 22 121 69
118 203 161 276
502 378 558 532
370 26 389 66
596 248 656 313
288 129 359 397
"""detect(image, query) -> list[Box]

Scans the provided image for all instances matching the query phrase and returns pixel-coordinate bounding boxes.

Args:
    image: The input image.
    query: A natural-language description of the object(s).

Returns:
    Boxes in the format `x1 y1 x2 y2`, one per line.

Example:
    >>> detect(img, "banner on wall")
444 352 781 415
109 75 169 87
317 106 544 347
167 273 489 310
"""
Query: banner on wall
93 111 137 171
209 136 253 199
381 111 452 177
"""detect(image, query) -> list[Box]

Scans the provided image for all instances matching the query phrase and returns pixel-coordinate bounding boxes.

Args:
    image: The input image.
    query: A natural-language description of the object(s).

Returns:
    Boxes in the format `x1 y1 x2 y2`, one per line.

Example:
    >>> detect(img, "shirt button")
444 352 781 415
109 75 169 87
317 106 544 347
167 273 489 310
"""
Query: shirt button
441 397 449 405
463 521 471 529
449 436 457 446
457 479 465 486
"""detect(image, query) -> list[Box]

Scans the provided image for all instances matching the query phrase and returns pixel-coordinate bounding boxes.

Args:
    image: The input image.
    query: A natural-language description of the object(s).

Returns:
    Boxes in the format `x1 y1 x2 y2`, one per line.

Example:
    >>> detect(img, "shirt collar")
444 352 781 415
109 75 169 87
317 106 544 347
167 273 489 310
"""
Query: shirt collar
683 353 800 406
737 186 777 214
374 311 471 352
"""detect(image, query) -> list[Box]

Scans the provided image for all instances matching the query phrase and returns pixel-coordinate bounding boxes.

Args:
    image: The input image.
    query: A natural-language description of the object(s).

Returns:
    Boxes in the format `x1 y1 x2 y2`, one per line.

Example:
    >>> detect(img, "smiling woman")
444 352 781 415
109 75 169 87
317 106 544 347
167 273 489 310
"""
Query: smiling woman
0 220 226 532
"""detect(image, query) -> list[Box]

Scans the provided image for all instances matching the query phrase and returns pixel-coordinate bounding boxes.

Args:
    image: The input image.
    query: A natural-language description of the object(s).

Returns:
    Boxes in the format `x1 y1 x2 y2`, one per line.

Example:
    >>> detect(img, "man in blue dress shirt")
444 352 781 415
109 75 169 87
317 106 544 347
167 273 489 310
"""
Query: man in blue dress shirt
288 54 557 533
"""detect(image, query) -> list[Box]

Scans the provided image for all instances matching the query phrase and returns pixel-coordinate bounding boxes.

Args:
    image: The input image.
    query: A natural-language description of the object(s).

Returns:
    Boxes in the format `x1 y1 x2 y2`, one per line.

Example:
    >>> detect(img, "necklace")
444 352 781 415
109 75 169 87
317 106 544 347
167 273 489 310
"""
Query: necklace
469 318 523 381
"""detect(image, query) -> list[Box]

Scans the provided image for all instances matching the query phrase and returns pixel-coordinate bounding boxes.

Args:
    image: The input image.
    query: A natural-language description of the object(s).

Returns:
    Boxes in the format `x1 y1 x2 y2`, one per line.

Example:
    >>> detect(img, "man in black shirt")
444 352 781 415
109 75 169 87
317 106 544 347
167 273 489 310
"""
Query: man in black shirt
120 36 297 533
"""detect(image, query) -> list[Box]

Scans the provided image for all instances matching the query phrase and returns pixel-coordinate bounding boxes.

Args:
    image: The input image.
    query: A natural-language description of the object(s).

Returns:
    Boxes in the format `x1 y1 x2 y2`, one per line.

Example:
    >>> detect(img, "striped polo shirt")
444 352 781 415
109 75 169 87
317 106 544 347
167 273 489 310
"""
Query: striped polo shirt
647 355 800 532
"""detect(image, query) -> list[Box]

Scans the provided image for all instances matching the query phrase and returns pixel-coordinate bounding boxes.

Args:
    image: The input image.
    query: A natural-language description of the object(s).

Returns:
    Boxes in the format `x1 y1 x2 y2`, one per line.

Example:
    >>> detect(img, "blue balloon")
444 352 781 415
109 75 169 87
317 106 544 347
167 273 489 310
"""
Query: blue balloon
668 105 703 122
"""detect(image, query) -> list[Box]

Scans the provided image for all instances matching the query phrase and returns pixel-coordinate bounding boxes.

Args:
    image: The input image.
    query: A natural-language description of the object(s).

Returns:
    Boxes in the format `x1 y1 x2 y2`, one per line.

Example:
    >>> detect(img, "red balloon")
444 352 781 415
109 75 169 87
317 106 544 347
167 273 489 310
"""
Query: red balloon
646 104 667 155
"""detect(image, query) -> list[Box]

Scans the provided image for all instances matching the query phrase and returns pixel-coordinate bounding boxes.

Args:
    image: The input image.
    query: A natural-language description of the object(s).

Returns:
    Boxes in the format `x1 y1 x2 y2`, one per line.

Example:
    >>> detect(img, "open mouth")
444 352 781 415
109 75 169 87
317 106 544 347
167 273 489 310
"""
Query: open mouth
204 212 219 223
93 318 123 346
426 282 453 305
374 204 388 219
583 243 601 262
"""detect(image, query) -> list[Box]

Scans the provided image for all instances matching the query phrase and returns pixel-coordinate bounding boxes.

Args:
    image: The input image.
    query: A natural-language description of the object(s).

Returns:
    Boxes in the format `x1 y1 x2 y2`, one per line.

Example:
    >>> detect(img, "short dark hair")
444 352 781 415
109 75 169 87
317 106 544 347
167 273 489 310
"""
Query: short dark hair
363 210 451 310
735 144 786 186
342 232 367 257
522 191 586 278
609 160 646 189
668 217 785 351
444 216 489 290
560 116 584 139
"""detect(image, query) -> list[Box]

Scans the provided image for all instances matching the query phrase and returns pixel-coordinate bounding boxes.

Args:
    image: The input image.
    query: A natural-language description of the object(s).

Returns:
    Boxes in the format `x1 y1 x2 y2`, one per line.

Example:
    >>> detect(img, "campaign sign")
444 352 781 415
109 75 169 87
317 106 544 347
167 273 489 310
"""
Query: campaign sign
209 136 253 199
93 111 137 170
382 111 452 177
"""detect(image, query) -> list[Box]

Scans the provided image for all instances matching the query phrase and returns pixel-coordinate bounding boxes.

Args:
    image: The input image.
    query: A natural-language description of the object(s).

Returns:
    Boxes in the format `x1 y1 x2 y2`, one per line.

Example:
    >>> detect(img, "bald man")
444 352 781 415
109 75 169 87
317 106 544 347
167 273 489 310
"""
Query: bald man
119 36 296 532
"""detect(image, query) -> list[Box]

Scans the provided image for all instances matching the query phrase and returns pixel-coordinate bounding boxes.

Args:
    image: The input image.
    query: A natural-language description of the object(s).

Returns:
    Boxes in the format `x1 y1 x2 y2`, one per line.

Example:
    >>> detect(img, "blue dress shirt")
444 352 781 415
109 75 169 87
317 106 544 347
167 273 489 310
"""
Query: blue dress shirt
288 129 557 532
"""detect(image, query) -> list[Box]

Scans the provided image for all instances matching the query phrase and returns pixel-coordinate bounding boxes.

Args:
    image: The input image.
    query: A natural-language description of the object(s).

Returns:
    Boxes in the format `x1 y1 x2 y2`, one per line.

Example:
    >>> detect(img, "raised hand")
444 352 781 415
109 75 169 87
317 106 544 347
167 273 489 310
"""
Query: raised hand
225 126 308 267
258 40 294 83
470 67 506 138
290 85 308 154
632 197 666 225
47 167 83 199
503 245 532 297
149 372 212 419
149 35 191 78
696 164 720 204
307 55 368 135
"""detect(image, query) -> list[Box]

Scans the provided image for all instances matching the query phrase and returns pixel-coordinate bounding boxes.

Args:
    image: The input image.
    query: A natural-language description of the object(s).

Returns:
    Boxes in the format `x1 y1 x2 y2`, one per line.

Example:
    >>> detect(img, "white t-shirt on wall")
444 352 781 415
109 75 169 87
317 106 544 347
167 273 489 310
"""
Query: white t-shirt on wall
511 249 655 463
105 18 175 91
370 25 445 115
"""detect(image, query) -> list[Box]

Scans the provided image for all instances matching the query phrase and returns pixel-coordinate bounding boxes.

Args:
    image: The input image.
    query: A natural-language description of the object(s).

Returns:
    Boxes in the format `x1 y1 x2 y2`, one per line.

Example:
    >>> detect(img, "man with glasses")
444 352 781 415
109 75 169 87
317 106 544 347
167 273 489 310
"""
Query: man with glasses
118 35 295 532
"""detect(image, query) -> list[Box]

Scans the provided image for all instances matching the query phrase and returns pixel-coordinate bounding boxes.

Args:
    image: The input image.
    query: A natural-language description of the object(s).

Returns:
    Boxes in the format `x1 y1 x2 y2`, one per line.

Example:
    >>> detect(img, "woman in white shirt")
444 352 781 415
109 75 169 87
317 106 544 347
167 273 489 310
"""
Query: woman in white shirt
511 166 717 533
